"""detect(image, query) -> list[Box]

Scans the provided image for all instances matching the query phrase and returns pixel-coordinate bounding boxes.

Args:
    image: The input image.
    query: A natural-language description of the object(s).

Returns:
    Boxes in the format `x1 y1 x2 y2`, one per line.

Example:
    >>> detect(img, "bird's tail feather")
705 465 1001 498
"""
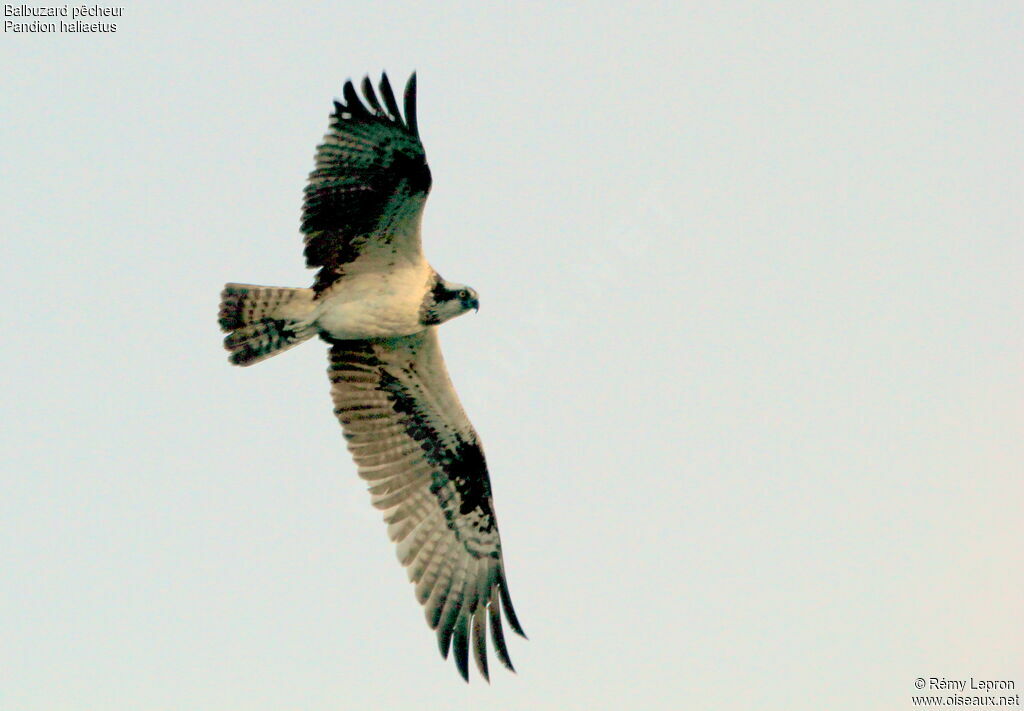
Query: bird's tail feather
219 284 318 366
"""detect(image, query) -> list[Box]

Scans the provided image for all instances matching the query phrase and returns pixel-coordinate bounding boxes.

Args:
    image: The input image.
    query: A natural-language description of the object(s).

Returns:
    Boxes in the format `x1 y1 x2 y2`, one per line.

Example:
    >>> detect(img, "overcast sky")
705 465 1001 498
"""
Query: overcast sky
2 2 1021 710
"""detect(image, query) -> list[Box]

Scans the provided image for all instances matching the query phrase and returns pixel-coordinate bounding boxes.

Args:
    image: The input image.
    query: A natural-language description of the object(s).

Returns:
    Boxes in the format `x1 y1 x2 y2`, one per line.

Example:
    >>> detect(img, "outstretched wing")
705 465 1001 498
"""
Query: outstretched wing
327 329 525 681
303 73 432 292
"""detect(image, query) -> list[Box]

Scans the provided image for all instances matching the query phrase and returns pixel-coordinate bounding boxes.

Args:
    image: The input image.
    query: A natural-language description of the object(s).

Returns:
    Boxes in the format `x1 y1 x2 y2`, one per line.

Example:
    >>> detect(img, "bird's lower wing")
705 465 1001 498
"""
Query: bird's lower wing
327 328 524 681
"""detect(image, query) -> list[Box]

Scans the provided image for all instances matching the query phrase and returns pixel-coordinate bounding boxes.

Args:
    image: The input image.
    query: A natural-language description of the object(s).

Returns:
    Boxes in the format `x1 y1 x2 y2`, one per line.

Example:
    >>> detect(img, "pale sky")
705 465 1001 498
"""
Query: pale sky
2 2 1021 710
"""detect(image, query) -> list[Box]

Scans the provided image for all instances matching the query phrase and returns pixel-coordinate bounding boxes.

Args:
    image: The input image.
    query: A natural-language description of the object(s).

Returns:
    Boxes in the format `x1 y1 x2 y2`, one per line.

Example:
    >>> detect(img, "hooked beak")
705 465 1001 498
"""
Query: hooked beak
466 288 480 313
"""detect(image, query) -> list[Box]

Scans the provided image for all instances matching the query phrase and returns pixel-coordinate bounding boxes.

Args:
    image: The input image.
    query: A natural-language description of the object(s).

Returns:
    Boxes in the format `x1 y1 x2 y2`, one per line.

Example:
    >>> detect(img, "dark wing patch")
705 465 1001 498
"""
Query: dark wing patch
326 329 525 681
377 371 496 525
303 73 432 292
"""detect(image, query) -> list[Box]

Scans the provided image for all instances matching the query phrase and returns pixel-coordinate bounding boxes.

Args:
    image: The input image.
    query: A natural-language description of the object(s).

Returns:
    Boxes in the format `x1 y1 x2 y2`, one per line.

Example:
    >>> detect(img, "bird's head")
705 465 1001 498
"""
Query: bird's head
420 276 479 326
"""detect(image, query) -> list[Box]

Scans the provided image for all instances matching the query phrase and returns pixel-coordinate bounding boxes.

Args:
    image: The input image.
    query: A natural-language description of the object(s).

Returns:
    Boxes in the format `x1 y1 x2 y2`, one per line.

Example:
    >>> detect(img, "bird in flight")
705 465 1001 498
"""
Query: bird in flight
217 72 524 681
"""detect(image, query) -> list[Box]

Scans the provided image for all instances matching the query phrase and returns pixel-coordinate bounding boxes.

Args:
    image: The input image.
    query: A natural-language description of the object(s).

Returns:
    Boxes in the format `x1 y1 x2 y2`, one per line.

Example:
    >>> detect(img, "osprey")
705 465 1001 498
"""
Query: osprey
218 73 524 681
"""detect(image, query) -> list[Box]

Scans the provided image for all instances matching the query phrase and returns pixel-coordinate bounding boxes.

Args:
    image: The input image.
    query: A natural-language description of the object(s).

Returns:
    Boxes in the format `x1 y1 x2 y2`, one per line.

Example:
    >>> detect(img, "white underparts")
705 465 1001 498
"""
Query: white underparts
314 260 434 339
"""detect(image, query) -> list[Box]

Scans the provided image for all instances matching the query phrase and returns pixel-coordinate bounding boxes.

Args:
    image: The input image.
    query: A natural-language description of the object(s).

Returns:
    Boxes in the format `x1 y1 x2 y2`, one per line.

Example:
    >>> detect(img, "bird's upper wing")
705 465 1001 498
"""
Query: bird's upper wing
302 73 432 292
327 329 525 681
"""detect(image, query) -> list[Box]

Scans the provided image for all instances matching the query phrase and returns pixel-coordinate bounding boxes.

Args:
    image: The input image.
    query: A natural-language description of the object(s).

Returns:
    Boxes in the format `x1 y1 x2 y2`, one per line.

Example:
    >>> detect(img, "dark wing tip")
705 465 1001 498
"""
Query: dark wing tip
437 615 455 660
378 72 403 127
404 72 419 137
472 604 490 682
499 572 527 639
452 613 470 682
337 79 371 121
361 75 383 115
488 587 516 673
329 72 420 137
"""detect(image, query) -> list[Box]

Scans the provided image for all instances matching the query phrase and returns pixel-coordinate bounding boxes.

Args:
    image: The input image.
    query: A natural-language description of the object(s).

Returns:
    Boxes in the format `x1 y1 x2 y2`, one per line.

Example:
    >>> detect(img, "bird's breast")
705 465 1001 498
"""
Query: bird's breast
314 263 432 339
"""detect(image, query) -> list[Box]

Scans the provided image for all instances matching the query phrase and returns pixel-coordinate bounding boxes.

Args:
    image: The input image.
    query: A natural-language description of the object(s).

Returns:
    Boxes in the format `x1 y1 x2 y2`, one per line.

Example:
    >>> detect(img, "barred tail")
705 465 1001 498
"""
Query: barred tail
218 283 318 366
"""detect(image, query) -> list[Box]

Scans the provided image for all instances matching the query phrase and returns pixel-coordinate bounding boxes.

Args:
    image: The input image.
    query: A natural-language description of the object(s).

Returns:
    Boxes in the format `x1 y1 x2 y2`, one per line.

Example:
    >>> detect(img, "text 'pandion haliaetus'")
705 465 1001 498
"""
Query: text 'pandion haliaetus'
217 72 525 682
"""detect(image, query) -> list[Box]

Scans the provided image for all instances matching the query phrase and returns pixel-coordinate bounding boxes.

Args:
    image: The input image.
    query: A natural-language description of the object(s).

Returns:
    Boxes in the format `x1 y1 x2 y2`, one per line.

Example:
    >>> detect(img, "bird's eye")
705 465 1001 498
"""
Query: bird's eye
458 289 468 299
